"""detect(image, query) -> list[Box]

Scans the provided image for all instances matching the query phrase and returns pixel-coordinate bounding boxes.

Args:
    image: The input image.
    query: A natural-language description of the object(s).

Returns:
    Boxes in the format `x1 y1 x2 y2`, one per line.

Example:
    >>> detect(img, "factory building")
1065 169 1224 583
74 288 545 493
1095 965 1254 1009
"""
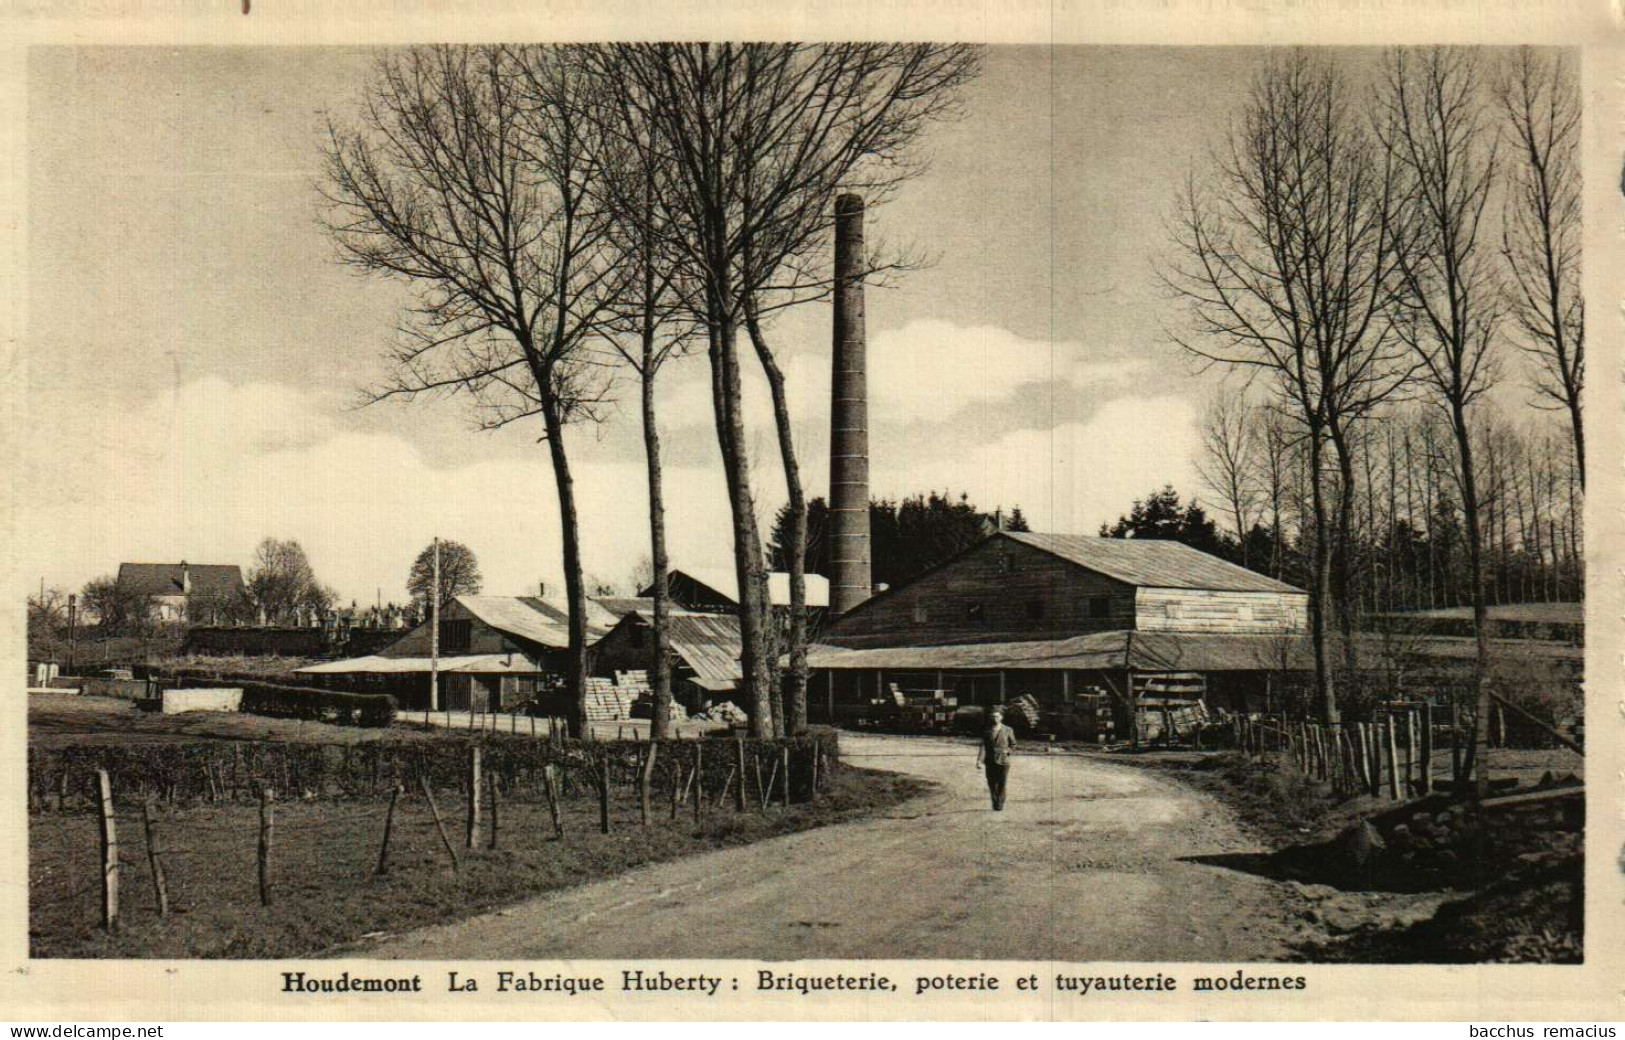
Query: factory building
806 530 1312 728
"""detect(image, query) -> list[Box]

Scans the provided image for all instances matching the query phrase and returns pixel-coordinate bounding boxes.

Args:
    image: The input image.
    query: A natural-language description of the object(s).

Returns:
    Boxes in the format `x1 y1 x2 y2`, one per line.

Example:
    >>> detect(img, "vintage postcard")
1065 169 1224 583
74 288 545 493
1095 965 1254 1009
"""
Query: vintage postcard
1 0 1619 1023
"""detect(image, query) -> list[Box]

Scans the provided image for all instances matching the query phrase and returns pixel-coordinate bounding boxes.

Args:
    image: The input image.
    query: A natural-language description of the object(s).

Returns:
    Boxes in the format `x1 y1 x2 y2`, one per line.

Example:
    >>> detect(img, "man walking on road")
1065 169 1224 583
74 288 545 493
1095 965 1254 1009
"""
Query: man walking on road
975 707 1017 811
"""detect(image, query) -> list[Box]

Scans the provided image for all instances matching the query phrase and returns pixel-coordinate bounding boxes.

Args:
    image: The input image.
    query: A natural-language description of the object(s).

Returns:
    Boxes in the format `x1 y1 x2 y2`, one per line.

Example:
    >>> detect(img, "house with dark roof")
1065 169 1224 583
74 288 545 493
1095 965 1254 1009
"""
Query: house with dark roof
806 531 1312 734
115 561 245 623
640 568 831 613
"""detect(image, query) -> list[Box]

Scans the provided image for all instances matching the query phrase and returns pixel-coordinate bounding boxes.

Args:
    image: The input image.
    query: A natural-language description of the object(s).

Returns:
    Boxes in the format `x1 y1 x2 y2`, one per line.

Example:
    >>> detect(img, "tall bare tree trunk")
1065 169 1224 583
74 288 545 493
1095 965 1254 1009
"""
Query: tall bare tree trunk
745 306 808 736
708 312 775 738
1448 405 1492 796
640 363 674 740
540 391 589 738
1307 426 1340 725
1328 425 1361 684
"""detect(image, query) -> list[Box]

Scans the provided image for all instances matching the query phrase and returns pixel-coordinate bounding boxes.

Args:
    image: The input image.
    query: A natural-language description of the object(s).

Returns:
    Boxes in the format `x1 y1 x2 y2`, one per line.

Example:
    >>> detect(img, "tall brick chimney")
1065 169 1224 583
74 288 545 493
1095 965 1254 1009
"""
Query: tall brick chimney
829 194 871 615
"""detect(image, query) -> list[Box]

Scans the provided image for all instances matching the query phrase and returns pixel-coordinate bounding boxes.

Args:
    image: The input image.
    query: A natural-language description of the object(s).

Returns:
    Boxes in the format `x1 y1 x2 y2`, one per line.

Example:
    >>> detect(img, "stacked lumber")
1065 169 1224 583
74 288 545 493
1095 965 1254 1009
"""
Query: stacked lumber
1003 694 1040 731
692 701 748 725
583 677 640 721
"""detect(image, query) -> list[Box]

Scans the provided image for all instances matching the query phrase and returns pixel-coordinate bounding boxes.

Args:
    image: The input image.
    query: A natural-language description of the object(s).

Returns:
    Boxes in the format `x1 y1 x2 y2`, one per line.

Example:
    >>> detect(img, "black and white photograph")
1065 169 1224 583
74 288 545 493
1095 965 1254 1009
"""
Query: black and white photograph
6 6 1613 1021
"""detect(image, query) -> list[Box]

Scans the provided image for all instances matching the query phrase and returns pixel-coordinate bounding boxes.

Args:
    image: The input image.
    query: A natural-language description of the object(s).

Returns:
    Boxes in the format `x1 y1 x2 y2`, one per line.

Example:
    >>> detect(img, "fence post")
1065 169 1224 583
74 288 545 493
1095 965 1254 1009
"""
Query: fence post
736 735 749 811
257 786 275 907
541 764 564 839
597 752 611 835
639 741 656 827
465 745 482 849
811 738 821 797
692 742 704 825
1420 702 1434 794
96 768 119 931
488 772 500 850
780 744 793 809
420 774 460 871
375 783 403 875
1404 709 1418 796
1385 718 1401 800
140 794 169 917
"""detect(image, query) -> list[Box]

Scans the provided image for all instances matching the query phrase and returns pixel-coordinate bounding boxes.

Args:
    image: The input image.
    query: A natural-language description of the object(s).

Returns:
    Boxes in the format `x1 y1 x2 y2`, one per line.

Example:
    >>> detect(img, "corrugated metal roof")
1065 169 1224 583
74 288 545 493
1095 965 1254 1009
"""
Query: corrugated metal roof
806 630 1314 673
664 613 744 684
653 568 832 608
1004 532 1305 594
458 596 573 648
296 653 544 675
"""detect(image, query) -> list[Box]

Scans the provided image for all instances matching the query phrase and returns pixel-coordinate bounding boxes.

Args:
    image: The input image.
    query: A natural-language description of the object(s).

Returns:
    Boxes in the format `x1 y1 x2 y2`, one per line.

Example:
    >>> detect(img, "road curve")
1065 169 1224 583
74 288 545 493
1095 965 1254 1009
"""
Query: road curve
354 733 1301 961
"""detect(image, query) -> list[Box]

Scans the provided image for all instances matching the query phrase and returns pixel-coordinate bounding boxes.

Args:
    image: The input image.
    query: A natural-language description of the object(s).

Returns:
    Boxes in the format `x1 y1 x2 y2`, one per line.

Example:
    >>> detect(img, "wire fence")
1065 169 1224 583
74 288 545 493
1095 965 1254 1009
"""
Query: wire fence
29 730 839 936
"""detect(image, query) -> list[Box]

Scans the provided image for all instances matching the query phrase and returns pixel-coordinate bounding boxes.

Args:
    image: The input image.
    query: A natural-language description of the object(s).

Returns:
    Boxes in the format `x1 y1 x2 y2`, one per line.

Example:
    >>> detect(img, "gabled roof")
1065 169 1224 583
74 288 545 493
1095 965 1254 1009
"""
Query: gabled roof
456 595 573 649
516 595 622 636
116 562 244 599
1003 532 1304 594
642 568 831 609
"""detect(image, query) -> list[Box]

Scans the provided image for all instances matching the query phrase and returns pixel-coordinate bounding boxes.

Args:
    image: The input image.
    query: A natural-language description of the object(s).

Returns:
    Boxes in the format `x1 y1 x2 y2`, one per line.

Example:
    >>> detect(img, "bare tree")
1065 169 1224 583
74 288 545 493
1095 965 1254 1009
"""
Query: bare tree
1196 392 1261 564
1164 51 1412 725
1379 46 1503 791
321 46 620 735
1496 47 1583 487
590 109 702 743
589 44 980 737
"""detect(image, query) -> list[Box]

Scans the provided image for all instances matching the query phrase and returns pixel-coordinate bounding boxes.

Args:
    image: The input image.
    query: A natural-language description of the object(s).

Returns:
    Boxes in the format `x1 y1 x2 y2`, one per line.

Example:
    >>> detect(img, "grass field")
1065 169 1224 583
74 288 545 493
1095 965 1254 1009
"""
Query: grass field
28 694 927 958
27 691 440 749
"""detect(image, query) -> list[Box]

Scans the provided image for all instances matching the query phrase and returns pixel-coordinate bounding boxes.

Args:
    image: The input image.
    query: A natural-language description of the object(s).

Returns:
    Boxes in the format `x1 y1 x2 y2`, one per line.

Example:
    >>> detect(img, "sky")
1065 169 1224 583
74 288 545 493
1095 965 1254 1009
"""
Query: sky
13 45 1418 604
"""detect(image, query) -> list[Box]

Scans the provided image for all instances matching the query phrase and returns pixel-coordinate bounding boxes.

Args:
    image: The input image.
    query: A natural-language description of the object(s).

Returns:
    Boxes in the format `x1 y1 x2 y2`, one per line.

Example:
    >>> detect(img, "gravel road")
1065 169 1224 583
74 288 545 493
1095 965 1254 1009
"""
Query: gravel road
355 732 1304 961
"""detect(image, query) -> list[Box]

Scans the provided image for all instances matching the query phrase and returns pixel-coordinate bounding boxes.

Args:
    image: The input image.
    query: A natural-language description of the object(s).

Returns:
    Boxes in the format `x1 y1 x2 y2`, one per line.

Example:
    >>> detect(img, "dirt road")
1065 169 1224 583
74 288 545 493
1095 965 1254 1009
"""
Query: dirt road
356 733 1305 961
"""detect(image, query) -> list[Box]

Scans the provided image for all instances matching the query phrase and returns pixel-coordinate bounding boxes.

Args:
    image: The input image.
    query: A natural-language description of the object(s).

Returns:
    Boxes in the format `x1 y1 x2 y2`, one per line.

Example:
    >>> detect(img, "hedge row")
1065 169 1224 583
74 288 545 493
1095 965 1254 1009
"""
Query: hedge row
233 681 396 728
26 729 840 812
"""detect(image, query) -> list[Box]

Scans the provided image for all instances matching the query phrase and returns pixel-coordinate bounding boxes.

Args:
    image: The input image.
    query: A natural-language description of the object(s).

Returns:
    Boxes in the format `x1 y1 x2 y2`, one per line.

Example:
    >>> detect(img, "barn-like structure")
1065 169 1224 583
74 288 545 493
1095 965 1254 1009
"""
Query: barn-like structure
806 530 1312 729
297 594 626 711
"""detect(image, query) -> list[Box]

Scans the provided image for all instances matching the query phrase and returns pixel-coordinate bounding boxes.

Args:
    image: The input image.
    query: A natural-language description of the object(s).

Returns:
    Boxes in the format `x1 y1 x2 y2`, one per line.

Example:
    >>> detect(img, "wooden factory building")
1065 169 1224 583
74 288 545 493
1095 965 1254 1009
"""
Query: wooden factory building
297 594 626 711
592 610 745 710
807 531 1312 725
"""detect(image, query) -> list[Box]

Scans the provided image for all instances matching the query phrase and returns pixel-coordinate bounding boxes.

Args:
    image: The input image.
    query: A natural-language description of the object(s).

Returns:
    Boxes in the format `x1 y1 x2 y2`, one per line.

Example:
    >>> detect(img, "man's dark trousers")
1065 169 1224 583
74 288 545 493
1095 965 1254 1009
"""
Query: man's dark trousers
985 762 1010 810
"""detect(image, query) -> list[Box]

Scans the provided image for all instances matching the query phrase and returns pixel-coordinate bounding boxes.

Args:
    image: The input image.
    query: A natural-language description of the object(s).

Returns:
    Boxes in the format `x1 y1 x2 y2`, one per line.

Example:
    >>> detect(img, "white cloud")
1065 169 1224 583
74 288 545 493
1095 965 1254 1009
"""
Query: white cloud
19 360 1201 604
657 318 1151 436
874 394 1202 534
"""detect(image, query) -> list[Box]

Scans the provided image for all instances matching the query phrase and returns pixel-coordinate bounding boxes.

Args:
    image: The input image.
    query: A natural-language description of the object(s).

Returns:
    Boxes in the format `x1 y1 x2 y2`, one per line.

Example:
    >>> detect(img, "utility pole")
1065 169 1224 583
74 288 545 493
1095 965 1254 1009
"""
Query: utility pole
67 594 77 676
429 536 441 713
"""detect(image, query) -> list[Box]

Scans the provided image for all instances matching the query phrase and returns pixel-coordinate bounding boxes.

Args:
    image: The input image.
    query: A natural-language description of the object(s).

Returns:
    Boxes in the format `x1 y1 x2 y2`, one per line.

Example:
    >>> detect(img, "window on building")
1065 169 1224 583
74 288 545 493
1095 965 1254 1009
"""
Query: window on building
966 602 986 623
1025 599 1045 620
1090 596 1111 620
439 619 472 653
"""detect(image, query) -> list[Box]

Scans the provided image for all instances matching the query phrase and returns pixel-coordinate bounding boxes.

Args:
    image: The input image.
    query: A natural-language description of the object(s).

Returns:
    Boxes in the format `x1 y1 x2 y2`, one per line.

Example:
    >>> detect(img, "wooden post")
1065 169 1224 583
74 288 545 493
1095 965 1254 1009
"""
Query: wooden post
1366 722 1381 797
753 750 767 808
465 745 482 849
639 741 657 827
670 762 683 820
597 753 611 835
811 737 821 797
1404 709 1418 796
781 745 792 807
763 757 780 812
375 784 403 875
541 765 564 839
96 768 118 930
419 774 460 871
735 735 748 811
715 766 737 808
488 773 500 849
140 794 168 917
1420 702 1434 795
692 742 704 825
1385 718 1401 800
257 786 275 907
530 714 536 738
